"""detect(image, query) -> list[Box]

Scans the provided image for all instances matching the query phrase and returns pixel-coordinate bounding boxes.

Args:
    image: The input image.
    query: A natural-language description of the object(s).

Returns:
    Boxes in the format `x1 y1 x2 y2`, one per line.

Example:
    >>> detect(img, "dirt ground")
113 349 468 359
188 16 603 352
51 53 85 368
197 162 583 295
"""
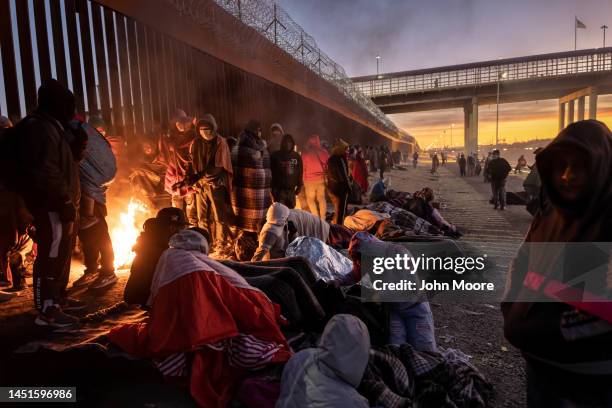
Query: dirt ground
0 160 532 407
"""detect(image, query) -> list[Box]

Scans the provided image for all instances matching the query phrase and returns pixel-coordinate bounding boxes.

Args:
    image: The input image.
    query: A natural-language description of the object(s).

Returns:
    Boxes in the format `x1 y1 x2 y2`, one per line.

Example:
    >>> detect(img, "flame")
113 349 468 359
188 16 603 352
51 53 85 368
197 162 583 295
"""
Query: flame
110 199 150 270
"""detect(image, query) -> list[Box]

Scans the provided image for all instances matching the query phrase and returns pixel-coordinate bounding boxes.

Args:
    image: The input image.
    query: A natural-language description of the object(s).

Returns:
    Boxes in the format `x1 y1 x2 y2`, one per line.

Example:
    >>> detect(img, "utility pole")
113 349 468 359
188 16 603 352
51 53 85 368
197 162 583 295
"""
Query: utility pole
602 25 608 47
376 54 381 77
496 71 507 147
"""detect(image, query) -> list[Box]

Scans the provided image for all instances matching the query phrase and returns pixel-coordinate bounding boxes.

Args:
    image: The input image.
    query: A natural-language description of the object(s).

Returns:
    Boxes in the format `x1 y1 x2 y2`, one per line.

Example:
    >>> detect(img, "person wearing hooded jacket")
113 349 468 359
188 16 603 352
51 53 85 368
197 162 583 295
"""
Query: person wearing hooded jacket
178 114 234 254
301 134 329 220
502 120 612 407
270 134 303 209
327 139 351 224
10 79 84 327
276 314 370 408
231 120 273 234
156 109 197 225
267 123 284 154
488 149 512 210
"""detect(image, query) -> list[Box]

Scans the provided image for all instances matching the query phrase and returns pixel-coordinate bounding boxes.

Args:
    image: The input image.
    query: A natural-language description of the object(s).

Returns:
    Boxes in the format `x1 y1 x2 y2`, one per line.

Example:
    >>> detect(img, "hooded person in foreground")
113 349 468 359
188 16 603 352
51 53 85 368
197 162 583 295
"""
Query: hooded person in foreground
8 80 85 327
109 229 291 408
502 120 612 407
276 314 371 408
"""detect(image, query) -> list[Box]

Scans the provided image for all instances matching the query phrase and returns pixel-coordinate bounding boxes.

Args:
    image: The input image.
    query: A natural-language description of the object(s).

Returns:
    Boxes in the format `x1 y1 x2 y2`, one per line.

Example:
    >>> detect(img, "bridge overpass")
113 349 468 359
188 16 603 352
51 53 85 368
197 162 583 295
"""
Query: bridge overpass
352 48 612 154
0 0 414 152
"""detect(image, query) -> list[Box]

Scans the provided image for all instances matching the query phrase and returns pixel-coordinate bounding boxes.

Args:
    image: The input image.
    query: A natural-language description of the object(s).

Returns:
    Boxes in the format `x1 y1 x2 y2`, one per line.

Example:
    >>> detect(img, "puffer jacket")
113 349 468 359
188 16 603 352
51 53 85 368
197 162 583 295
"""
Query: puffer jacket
276 314 370 408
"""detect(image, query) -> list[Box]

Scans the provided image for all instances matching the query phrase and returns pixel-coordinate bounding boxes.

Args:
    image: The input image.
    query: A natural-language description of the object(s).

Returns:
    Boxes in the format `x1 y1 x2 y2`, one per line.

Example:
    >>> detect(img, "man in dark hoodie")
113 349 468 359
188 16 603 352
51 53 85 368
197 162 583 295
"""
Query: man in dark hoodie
488 149 512 210
11 80 85 327
502 120 612 407
270 134 303 209
177 114 234 254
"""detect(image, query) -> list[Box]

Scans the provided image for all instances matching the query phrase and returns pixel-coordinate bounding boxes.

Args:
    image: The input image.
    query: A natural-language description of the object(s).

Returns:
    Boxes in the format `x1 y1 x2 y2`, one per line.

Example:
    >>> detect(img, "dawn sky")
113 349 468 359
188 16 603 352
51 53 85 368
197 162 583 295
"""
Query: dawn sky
277 0 612 148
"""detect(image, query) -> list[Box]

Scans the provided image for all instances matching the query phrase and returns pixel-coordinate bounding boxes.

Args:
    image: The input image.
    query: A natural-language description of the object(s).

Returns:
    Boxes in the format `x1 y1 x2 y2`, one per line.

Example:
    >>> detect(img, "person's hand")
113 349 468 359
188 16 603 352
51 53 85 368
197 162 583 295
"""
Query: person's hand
295 185 302 195
59 200 77 223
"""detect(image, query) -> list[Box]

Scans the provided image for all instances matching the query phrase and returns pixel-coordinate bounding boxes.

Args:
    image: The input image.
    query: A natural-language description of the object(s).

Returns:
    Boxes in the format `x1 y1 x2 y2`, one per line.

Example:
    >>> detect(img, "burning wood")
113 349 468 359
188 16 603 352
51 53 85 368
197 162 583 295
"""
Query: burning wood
110 199 150 270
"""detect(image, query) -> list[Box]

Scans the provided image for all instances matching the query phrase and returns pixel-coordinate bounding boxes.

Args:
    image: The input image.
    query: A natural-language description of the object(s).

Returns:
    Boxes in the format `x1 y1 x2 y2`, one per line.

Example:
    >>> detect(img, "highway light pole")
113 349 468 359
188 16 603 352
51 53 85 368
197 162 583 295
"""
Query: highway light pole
450 123 455 149
376 54 381 78
495 71 507 147
602 25 608 47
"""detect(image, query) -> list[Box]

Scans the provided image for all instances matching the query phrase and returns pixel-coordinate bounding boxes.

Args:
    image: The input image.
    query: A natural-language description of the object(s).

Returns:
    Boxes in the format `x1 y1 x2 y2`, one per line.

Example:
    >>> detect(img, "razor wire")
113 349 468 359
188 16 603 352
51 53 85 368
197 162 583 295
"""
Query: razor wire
165 0 404 137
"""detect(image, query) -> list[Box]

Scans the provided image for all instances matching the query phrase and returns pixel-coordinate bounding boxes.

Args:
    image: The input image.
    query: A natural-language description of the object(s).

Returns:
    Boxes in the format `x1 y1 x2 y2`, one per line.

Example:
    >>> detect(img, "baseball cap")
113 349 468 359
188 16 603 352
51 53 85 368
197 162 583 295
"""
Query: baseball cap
156 207 191 227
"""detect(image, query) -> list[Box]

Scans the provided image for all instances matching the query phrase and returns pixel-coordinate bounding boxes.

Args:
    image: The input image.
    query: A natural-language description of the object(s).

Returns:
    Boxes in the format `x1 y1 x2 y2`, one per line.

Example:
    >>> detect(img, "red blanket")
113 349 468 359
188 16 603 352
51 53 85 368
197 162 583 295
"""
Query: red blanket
108 270 291 407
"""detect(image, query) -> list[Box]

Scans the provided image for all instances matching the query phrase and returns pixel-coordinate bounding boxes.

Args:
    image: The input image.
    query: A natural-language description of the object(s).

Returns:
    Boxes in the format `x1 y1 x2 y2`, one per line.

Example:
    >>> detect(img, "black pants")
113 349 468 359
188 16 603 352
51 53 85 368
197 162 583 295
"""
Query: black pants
78 216 114 274
459 165 466 176
329 191 348 225
272 188 297 209
491 179 507 208
32 211 76 311
196 186 232 248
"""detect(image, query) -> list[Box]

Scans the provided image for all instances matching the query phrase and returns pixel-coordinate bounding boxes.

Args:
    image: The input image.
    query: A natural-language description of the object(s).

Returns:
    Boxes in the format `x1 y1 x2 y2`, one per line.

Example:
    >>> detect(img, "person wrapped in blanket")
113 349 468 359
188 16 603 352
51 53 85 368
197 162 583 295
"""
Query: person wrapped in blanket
251 202 355 261
109 228 291 408
336 232 437 352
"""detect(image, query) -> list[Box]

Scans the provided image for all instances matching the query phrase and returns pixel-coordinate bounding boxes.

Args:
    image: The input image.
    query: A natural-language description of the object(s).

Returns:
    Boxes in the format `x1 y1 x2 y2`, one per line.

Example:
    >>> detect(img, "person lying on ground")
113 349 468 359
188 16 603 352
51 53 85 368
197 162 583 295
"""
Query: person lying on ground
109 228 291 408
276 314 370 408
412 187 460 237
251 202 355 261
123 207 192 306
335 232 437 352
502 120 612 408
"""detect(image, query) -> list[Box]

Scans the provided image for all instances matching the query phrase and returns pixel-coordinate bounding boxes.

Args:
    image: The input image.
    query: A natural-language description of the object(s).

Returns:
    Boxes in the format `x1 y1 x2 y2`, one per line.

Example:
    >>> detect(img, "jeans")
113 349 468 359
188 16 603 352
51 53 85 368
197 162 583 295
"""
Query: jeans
171 193 197 226
195 186 233 249
491 179 507 208
304 180 327 220
78 216 114 274
389 302 437 352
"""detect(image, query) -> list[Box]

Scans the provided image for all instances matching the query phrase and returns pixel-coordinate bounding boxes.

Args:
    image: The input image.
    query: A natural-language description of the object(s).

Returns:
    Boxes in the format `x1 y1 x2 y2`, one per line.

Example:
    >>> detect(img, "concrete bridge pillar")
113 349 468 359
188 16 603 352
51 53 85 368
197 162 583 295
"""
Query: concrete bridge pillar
577 96 585 121
589 88 598 119
558 102 566 131
567 100 575 125
463 98 478 155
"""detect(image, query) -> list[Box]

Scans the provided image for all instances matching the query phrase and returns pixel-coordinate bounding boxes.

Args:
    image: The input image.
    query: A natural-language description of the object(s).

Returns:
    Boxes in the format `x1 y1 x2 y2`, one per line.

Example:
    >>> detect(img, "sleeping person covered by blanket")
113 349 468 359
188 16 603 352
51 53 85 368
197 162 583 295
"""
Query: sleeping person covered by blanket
108 229 291 408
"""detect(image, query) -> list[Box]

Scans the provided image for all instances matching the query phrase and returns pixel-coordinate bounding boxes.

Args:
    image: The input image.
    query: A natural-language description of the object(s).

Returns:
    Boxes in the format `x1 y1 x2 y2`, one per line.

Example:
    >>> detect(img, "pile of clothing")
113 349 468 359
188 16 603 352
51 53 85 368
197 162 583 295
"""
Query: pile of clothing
366 201 444 239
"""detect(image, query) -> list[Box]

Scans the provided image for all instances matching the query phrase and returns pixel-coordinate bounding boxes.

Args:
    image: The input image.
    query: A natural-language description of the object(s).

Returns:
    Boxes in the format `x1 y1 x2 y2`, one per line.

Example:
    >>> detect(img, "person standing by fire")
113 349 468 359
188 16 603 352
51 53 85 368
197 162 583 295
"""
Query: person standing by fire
10 80 86 327
176 114 234 255
156 109 197 225
72 117 118 290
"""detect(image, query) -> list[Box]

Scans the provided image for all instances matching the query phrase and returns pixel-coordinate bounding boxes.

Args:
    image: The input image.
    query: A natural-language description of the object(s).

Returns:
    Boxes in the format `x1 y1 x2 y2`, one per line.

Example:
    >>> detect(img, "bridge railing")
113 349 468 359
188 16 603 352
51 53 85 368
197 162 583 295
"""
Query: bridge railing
166 0 400 135
353 48 612 97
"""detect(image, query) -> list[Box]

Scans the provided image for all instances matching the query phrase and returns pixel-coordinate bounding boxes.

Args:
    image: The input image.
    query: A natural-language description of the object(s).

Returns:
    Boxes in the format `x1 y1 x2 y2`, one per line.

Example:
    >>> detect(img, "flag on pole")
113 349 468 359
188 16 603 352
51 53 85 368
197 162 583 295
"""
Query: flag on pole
576 17 587 29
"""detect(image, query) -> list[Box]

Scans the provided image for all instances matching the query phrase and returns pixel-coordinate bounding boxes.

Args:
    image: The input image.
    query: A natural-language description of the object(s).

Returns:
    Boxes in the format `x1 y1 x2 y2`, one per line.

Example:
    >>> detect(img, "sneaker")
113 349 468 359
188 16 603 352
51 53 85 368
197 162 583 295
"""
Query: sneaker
61 297 88 312
72 271 99 288
34 306 79 328
89 272 118 290
0 290 16 302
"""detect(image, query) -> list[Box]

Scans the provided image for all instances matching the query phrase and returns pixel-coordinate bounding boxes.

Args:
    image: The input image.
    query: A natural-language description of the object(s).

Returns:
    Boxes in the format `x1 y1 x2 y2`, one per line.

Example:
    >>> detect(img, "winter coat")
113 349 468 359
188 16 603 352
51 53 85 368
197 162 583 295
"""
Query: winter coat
252 202 290 261
502 120 612 373
327 154 351 196
301 135 329 183
14 111 80 212
488 157 511 181
78 122 117 206
276 314 370 408
231 130 272 232
156 127 196 196
352 153 369 193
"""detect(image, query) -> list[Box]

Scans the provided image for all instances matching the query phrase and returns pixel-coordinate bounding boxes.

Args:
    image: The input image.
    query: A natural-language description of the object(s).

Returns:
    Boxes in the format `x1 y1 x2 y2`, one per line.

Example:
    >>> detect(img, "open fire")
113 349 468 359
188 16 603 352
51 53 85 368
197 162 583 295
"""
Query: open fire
110 199 150 270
